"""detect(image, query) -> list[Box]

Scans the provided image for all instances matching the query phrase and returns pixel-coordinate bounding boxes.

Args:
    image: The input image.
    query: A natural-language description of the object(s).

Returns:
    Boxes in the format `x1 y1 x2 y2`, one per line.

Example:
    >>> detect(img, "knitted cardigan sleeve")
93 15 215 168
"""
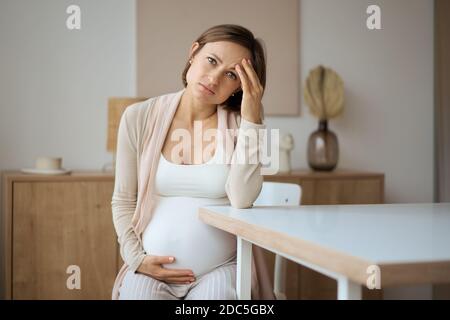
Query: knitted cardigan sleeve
111 105 147 272
225 112 267 209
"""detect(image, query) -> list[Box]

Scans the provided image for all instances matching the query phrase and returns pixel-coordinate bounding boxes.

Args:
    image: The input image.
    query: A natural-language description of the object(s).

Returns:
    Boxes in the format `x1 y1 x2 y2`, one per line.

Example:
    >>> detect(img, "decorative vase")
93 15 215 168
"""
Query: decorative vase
307 120 339 171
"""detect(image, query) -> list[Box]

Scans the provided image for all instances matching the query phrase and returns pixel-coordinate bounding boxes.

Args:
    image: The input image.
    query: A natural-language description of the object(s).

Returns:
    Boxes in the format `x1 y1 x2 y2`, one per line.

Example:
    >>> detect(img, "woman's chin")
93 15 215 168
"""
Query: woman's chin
187 85 223 104
193 91 217 103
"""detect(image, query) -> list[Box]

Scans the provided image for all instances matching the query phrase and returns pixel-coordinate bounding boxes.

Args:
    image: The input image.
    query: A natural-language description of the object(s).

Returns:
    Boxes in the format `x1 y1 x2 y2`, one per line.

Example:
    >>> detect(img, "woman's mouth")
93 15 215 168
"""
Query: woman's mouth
199 83 215 95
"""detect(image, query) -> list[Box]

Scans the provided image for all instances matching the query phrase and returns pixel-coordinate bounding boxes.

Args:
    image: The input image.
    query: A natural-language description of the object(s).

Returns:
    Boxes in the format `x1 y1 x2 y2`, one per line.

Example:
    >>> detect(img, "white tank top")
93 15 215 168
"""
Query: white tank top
142 114 237 277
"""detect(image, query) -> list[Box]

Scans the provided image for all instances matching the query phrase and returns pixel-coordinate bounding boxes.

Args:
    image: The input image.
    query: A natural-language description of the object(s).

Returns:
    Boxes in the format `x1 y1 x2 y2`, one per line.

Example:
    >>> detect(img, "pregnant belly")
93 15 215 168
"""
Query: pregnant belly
142 196 236 277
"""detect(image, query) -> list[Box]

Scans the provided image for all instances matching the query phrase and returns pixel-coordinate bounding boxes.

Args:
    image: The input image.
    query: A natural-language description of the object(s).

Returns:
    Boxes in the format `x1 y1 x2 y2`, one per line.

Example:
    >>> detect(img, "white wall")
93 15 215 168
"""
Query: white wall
266 0 434 206
0 0 136 172
264 0 433 299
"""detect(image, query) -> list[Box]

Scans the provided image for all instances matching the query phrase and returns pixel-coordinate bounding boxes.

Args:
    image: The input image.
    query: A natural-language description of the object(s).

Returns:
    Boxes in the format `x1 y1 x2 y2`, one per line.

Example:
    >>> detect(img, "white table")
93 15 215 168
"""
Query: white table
198 203 450 300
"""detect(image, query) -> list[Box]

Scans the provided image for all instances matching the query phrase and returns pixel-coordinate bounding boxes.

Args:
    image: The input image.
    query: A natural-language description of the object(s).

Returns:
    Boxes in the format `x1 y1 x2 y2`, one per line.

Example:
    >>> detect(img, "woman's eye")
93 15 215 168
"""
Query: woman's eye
226 72 237 80
208 57 236 80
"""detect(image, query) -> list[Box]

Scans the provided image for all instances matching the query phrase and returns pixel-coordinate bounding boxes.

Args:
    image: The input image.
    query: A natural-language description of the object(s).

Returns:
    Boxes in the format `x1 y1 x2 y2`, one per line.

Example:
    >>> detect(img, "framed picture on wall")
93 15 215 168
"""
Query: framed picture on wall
137 0 300 116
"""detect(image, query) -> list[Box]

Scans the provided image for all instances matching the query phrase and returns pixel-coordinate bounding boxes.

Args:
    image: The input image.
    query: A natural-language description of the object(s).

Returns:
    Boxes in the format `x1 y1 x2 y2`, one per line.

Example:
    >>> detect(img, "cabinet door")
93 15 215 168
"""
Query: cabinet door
13 181 117 299
300 178 384 205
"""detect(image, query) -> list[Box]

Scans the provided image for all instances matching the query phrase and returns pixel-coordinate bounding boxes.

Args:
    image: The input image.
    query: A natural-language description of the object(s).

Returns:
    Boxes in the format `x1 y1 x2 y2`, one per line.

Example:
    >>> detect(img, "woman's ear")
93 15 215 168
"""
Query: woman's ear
189 42 200 60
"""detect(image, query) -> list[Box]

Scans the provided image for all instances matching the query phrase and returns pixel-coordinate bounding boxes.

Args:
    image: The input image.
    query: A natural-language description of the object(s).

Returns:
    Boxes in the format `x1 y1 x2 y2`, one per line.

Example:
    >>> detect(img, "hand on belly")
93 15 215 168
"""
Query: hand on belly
136 254 196 284
144 230 237 277
142 199 237 277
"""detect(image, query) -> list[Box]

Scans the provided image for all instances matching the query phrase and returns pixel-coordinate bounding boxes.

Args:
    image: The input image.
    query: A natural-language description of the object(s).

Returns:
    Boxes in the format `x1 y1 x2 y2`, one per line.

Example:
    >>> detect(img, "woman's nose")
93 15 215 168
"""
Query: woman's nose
207 70 221 85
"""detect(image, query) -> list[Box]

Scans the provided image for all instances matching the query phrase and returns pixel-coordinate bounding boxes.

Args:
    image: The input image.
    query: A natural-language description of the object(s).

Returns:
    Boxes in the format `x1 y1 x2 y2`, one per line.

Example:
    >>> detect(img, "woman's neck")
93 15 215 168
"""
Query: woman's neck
176 88 217 126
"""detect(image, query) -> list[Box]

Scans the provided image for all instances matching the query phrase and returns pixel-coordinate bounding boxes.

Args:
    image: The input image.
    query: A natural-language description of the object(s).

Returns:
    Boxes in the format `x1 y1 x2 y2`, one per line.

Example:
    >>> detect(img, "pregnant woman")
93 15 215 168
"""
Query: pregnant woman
111 24 272 300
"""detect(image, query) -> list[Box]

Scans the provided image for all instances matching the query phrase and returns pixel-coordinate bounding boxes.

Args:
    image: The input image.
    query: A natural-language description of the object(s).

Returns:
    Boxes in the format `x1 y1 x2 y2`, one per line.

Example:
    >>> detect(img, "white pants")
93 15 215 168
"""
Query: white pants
118 259 237 300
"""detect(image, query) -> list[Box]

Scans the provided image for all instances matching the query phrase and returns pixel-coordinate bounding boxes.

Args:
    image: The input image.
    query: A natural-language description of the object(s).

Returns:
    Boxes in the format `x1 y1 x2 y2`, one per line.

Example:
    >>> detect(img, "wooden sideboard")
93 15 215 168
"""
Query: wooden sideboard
1 168 384 300
1 171 118 300
262 168 385 300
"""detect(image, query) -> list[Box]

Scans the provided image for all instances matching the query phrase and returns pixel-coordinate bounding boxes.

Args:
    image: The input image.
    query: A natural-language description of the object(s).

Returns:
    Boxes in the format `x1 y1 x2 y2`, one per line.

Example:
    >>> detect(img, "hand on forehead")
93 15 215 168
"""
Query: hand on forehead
200 41 252 68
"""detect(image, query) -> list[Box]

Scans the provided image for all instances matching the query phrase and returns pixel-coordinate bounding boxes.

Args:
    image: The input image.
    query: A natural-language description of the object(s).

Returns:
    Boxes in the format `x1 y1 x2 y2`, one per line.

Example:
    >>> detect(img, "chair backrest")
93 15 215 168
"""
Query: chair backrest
254 182 302 206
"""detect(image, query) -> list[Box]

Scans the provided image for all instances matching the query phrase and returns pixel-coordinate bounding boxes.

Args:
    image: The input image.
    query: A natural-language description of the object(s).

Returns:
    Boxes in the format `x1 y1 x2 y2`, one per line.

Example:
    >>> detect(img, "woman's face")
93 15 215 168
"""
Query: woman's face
186 41 252 105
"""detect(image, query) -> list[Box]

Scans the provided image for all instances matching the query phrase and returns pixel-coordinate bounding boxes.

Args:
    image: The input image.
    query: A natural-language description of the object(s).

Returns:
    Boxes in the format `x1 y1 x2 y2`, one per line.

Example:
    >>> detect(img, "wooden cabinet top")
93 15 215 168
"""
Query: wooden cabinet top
1 170 114 182
264 168 384 180
2 168 384 182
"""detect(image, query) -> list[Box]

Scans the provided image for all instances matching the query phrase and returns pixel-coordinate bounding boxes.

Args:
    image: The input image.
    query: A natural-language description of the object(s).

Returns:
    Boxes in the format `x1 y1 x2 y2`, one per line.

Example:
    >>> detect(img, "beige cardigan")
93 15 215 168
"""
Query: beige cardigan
111 88 275 300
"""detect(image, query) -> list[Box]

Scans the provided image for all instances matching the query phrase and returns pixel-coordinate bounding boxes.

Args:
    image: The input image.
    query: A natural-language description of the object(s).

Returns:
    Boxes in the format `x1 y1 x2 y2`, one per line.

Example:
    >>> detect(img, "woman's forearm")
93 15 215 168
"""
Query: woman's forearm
225 117 266 208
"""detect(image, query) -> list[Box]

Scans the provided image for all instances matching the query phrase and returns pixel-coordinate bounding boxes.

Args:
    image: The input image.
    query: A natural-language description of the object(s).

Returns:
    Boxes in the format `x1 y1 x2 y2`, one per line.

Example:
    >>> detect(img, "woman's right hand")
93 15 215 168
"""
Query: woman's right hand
136 255 196 284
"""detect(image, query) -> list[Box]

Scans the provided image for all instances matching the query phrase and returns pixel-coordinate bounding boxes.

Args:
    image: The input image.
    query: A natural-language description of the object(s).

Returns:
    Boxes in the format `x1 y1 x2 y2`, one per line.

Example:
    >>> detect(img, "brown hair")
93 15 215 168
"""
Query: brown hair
181 24 266 113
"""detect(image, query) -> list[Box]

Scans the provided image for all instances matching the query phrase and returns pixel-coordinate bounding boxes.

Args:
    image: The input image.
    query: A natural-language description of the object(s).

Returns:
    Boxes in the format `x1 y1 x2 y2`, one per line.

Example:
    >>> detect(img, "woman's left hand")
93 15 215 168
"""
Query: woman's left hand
236 58 263 124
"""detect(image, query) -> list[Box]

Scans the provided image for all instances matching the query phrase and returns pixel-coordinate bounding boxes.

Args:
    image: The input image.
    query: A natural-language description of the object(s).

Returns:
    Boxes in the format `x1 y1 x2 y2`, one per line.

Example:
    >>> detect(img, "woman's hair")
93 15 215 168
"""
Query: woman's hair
181 24 266 113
